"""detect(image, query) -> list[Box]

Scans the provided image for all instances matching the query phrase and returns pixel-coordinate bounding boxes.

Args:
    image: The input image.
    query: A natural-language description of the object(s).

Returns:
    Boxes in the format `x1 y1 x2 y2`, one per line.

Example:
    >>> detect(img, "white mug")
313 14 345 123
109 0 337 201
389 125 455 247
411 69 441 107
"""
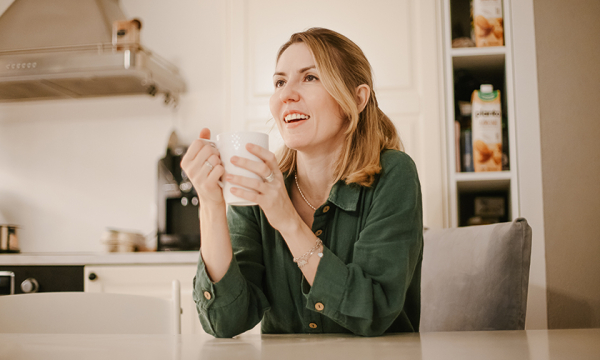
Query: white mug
205 131 269 206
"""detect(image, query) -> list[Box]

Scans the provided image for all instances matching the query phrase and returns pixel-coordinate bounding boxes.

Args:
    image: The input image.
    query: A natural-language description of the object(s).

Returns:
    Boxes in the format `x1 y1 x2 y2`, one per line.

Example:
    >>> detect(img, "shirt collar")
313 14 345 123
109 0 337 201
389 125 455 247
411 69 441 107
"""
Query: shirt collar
284 173 360 212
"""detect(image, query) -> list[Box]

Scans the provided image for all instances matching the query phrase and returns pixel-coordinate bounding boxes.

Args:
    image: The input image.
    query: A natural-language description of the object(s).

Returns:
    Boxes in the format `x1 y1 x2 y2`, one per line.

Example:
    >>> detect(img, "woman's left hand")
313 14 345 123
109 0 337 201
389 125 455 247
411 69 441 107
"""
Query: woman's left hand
226 143 298 232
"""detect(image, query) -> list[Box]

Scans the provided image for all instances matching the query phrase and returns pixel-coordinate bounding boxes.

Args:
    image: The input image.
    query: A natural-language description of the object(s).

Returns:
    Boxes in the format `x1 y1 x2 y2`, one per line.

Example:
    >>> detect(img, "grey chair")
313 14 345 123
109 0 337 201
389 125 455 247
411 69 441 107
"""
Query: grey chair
420 218 532 331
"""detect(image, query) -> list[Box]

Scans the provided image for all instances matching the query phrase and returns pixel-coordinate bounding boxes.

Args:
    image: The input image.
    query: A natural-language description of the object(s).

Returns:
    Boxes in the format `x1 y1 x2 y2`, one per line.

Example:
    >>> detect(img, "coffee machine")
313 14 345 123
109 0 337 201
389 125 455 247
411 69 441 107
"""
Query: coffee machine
156 132 200 251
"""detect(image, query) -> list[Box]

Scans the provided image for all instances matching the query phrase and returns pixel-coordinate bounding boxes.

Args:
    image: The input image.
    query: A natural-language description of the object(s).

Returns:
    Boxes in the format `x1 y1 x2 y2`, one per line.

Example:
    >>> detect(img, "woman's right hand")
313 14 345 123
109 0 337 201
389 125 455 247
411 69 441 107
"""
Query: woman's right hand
180 128 226 206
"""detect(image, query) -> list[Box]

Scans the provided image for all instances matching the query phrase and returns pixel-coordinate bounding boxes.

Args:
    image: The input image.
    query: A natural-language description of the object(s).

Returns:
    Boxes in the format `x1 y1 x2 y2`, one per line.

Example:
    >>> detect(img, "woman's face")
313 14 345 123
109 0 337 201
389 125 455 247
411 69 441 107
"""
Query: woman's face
270 43 346 155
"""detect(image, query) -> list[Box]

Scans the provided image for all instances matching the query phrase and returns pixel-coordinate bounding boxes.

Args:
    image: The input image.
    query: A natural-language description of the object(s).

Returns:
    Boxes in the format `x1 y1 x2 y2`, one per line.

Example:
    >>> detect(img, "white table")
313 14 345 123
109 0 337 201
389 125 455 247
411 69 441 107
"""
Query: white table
1 329 598 360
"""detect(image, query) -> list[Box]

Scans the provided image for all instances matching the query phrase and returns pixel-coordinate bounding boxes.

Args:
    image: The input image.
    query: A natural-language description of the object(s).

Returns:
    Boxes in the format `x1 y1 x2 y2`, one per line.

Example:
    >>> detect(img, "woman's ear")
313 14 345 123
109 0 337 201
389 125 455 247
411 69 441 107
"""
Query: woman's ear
355 84 370 113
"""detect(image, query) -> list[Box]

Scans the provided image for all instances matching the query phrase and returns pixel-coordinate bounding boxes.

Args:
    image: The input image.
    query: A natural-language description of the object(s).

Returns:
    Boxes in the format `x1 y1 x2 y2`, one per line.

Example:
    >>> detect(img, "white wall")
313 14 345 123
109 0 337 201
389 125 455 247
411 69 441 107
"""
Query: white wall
533 0 600 329
0 0 229 252
0 0 444 253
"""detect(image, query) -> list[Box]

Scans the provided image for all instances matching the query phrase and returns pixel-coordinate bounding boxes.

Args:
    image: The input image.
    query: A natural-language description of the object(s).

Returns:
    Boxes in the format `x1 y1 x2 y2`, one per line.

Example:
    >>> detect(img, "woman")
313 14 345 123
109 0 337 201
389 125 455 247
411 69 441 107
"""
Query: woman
181 28 423 337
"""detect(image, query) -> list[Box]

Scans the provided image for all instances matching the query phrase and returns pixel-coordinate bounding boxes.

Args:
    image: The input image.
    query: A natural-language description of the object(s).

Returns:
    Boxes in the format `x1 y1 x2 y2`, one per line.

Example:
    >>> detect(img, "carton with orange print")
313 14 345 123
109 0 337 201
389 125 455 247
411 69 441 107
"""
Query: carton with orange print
472 85 502 172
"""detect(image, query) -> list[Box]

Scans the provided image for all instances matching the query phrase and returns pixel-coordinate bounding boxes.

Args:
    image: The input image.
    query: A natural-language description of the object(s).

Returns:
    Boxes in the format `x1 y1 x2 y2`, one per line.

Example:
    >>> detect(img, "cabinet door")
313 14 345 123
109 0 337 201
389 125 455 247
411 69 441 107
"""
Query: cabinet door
84 264 202 335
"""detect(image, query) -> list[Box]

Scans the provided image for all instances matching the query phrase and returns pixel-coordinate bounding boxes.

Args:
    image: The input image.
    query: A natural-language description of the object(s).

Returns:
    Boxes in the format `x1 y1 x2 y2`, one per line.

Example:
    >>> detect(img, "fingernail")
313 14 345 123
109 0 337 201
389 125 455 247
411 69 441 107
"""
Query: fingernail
231 156 238 163
226 175 233 181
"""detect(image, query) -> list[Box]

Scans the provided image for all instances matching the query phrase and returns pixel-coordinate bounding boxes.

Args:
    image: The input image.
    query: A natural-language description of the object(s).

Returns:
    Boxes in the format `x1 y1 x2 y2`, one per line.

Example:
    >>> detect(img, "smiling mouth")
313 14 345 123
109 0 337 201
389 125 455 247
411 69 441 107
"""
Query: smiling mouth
284 113 310 123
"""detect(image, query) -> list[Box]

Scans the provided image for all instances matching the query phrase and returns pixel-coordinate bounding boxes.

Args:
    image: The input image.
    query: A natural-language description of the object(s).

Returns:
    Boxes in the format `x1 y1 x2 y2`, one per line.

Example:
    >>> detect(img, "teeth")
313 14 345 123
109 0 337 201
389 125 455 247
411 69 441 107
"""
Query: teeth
285 113 309 122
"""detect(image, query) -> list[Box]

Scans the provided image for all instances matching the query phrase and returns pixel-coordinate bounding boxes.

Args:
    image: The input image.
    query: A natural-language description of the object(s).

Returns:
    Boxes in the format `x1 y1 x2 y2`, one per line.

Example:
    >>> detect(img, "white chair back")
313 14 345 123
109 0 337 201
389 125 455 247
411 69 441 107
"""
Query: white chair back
0 280 181 334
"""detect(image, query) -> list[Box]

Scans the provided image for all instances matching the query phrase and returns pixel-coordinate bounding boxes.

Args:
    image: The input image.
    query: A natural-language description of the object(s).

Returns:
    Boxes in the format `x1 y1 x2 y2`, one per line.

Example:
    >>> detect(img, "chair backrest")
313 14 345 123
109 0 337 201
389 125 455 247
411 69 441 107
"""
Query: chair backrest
0 280 181 334
420 218 532 331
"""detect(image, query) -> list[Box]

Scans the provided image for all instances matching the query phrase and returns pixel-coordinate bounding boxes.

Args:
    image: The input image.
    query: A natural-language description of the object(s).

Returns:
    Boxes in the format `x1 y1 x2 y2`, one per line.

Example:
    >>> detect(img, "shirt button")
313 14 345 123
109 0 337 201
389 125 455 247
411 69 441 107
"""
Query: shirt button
203 291 212 300
315 230 323 236
323 206 330 213
315 302 324 311
309 323 318 329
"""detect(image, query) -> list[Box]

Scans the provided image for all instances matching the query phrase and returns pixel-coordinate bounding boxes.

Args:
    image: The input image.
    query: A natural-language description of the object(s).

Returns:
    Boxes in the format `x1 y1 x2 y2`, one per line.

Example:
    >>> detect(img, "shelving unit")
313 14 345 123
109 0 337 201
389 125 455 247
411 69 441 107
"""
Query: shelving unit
441 0 519 227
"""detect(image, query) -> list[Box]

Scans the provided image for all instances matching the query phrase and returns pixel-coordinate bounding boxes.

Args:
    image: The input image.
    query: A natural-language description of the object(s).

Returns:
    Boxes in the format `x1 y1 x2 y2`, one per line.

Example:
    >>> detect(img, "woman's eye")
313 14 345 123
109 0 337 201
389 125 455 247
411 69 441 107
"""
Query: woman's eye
305 75 318 82
275 80 285 88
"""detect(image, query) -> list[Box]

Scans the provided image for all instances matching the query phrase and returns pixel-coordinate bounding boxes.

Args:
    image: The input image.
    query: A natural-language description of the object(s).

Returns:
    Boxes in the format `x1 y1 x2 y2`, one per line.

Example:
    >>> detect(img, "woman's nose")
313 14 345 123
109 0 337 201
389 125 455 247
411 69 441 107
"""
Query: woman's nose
280 83 300 103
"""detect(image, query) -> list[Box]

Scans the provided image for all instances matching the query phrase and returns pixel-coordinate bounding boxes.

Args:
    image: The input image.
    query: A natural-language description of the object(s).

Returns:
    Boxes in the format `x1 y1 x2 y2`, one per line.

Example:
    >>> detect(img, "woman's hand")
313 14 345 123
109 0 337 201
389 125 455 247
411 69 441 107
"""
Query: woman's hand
180 128 226 206
226 143 300 231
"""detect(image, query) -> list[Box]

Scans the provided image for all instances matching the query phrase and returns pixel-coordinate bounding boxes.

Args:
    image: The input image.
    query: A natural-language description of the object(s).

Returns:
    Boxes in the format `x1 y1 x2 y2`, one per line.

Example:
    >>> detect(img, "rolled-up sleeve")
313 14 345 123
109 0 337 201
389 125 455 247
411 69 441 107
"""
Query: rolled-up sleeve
193 205 271 338
303 153 423 336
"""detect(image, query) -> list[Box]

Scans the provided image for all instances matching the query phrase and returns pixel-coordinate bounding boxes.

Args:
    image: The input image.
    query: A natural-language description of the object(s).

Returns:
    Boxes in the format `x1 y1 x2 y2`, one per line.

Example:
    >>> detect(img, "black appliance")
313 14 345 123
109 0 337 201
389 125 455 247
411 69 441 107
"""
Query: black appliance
0 266 83 294
0 271 15 295
157 132 200 251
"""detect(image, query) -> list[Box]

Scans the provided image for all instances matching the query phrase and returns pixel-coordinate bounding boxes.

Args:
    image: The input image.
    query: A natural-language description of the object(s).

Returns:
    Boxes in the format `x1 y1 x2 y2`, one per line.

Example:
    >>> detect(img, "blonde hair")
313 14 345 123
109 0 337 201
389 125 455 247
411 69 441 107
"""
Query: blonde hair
276 28 402 187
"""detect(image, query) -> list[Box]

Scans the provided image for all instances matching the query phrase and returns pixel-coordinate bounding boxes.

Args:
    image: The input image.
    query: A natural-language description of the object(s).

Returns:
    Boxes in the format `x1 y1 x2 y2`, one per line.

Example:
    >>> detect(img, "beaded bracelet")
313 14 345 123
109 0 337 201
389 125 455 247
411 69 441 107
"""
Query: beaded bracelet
293 239 323 268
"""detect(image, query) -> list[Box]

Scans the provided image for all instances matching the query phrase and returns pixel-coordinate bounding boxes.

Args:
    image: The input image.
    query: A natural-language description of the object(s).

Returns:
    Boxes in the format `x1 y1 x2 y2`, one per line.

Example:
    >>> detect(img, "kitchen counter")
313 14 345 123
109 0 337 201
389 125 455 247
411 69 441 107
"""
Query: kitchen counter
0 251 199 266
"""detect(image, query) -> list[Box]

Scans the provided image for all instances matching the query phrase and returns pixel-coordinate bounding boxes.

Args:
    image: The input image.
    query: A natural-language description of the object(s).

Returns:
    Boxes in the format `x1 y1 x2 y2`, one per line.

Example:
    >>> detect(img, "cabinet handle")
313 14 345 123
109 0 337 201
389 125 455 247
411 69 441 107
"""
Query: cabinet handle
88 273 98 281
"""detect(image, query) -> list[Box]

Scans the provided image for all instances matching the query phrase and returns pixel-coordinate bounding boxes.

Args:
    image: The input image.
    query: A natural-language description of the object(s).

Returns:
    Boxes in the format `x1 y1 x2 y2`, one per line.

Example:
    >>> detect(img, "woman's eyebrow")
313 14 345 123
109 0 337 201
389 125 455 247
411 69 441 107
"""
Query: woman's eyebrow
273 65 317 77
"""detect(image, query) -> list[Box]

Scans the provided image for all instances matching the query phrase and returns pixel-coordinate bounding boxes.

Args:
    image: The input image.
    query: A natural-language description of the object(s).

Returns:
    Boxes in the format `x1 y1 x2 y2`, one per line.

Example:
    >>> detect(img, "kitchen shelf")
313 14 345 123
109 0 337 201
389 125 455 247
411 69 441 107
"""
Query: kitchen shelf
441 0 519 227
452 50 505 74
456 172 511 193
451 46 505 57
455 171 511 182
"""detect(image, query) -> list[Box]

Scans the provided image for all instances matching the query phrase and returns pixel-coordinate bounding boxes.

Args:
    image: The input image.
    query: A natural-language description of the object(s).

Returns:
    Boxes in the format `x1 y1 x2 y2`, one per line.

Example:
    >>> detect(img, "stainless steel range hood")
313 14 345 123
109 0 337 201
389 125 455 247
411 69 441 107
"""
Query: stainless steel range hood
0 0 185 104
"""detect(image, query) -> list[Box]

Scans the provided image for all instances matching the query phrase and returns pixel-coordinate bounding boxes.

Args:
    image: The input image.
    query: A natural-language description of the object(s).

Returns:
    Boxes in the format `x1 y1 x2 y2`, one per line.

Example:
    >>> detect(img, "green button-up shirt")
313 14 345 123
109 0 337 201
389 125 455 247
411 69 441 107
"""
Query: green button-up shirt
193 150 423 337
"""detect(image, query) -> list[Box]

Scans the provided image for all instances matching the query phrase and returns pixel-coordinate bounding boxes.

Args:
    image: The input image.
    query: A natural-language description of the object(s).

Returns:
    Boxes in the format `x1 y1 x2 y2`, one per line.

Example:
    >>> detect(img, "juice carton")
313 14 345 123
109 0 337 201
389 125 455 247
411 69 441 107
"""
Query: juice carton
472 85 502 172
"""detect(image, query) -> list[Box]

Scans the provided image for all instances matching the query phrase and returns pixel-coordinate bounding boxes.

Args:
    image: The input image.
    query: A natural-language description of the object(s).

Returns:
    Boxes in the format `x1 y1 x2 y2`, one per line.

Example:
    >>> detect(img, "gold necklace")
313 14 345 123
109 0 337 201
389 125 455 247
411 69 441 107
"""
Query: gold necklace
295 173 317 211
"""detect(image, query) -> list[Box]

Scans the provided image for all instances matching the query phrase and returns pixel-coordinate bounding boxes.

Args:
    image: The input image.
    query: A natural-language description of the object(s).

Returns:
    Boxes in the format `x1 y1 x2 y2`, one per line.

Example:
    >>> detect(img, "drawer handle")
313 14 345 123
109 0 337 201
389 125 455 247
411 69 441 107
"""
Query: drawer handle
88 273 98 281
